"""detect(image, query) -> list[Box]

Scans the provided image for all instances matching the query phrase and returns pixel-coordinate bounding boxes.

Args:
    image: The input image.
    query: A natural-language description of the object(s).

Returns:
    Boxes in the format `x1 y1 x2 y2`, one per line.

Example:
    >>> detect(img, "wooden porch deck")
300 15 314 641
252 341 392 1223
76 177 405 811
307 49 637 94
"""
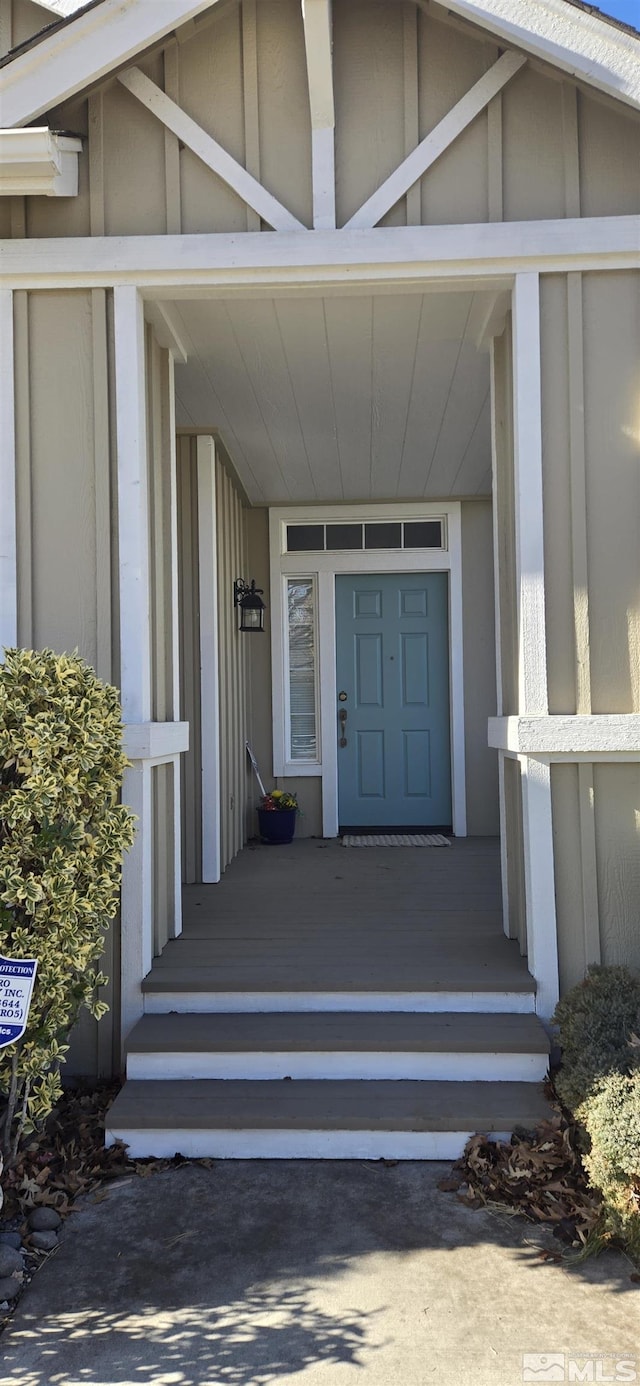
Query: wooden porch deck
145 837 533 998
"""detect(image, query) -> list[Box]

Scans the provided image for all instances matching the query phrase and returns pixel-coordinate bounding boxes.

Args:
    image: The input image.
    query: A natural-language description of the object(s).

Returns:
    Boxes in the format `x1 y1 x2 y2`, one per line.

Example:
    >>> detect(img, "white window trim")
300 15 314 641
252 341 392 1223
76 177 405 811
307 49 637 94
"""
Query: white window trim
282 572 321 767
269 502 466 839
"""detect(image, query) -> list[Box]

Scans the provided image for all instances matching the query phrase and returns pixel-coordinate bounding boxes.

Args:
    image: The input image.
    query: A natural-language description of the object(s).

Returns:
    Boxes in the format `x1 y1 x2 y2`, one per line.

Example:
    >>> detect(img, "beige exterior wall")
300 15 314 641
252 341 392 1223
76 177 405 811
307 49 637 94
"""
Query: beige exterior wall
216 448 251 869
10 286 182 1071
11 287 116 1075
178 436 252 878
461 500 499 836
177 435 203 884
539 270 640 990
8 0 638 245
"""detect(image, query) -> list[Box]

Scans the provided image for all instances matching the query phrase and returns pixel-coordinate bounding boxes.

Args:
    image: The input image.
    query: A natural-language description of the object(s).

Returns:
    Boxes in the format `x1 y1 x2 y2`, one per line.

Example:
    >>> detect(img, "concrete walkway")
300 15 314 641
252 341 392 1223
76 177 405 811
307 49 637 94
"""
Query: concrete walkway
1 1161 637 1386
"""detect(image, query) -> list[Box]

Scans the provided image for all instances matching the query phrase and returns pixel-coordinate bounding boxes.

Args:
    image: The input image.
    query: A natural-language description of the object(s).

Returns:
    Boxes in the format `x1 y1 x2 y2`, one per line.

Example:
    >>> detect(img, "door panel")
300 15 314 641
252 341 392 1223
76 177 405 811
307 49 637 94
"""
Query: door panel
336 572 451 829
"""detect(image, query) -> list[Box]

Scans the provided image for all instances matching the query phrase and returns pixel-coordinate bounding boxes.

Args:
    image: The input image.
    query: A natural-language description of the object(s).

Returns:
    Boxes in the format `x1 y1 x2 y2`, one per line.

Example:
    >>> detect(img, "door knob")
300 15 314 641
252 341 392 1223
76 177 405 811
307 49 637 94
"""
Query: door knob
338 706 347 748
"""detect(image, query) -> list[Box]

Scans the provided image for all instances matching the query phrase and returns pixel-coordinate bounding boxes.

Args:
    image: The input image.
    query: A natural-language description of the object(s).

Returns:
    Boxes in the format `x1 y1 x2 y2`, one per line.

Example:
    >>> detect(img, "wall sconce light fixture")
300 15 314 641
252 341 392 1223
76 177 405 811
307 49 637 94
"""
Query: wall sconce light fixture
233 578 266 633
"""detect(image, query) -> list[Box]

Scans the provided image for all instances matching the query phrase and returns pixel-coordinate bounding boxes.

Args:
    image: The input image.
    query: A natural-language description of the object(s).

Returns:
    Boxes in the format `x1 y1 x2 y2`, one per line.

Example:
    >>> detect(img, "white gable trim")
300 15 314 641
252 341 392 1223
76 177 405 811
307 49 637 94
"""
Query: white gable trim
1 0 638 133
429 0 640 112
0 0 224 129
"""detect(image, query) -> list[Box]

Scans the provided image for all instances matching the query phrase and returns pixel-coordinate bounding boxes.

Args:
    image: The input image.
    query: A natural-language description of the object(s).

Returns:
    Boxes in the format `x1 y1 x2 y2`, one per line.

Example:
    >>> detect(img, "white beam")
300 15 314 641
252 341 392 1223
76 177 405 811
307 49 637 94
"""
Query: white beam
301 0 335 230
196 436 221 884
0 289 16 653
490 714 640 757
118 67 306 234
512 273 548 716
0 0 225 129
429 0 640 114
344 51 526 230
114 285 151 723
1 217 637 290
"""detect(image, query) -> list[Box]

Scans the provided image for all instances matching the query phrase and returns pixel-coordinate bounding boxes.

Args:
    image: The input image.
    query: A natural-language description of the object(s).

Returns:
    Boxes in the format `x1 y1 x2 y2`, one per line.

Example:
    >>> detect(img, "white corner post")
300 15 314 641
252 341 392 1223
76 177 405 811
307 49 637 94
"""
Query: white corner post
196 435 221 883
0 289 17 656
114 285 153 1043
489 336 510 938
166 348 184 938
512 272 559 1018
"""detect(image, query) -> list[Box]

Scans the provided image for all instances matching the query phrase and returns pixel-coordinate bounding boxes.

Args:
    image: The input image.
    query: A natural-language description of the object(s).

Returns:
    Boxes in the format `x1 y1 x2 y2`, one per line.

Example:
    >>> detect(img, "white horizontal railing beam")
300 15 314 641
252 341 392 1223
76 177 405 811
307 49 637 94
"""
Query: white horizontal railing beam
118 67 306 234
345 51 526 231
489 714 640 757
123 721 190 762
1 217 638 291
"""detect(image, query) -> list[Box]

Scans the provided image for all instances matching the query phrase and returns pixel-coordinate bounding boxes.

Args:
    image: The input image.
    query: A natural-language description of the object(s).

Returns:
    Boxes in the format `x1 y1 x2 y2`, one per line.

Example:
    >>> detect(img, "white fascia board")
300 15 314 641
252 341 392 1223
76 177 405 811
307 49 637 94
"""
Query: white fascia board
0 0 224 129
429 0 640 112
0 127 82 195
489 714 640 755
1 216 638 289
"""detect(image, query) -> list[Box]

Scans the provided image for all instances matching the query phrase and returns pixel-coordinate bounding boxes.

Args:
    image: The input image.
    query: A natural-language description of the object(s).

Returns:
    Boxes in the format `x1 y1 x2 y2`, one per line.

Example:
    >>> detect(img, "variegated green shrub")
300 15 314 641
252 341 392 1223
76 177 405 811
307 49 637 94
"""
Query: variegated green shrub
0 649 135 1165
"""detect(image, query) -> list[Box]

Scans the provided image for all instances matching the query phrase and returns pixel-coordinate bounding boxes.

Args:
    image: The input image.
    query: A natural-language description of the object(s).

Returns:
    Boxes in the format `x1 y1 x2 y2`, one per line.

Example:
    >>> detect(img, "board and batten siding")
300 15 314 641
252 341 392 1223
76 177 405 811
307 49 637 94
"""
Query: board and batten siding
10 289 183 1071
11 287 117 1076
539 270 640 990
178 435 251 881
7 0 639 244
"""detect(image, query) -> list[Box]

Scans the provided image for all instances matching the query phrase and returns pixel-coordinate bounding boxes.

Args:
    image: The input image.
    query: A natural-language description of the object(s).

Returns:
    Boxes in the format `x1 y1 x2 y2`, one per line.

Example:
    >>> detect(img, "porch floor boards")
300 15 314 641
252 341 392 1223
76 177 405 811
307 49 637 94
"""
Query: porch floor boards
144 837 533 996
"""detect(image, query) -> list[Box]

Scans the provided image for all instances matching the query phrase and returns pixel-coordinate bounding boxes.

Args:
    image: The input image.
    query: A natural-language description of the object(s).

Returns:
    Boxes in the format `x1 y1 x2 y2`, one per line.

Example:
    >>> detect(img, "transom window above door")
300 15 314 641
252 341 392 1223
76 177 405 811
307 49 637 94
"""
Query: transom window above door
286 519 445 554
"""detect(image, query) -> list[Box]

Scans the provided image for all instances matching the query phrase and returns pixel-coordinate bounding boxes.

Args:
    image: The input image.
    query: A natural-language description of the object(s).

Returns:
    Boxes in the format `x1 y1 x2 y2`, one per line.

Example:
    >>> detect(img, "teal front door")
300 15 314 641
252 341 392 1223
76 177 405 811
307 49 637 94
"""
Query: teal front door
335 573 452 830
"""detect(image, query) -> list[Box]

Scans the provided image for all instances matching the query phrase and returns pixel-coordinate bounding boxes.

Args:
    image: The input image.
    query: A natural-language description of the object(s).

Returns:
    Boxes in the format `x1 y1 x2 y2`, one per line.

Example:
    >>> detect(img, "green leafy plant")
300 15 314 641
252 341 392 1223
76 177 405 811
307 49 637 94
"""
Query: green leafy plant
553 965 640 1264
0 648 135 1167
259 789 299 812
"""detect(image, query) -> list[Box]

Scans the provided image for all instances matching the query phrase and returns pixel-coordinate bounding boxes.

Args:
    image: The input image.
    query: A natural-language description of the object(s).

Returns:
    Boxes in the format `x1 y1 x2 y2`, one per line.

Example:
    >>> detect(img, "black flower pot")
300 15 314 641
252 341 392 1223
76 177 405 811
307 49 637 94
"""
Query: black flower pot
257 808 297 844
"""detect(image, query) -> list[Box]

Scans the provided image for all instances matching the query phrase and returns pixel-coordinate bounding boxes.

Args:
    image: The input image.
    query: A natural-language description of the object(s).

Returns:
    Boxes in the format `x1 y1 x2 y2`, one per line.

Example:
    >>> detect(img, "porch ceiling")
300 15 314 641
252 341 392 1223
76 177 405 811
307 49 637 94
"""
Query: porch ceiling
173 289 492 506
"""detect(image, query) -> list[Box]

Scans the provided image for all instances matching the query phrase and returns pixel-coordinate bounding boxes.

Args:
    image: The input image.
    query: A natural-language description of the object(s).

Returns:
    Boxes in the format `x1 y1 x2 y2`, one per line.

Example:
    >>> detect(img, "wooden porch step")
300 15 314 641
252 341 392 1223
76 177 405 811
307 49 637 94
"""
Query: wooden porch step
126 1011 550 1082
105 1078 552 1161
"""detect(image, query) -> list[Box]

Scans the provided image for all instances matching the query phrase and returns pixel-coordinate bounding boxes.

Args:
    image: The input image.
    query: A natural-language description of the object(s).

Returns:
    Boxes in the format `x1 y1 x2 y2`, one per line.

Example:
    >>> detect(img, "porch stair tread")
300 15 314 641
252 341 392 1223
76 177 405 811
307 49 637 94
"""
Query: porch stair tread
106 1078 551 1134
142 965 535 994
126 1011 550 1055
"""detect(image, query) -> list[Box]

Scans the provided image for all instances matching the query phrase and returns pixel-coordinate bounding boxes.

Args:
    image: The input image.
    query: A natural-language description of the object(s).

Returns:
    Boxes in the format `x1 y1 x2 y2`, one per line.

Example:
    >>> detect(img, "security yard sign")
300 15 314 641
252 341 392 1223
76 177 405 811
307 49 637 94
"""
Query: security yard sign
0 956 38 1048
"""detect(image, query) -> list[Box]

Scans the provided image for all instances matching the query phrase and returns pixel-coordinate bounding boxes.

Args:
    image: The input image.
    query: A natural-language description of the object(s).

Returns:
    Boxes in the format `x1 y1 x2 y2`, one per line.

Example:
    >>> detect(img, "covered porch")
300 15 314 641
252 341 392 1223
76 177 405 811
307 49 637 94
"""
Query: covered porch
146 837 533 1004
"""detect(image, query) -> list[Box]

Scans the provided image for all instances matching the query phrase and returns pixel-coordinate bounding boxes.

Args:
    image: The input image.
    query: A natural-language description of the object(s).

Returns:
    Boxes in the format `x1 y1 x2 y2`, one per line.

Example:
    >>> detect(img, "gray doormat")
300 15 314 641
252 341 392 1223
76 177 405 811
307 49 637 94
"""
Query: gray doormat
341 833 452 847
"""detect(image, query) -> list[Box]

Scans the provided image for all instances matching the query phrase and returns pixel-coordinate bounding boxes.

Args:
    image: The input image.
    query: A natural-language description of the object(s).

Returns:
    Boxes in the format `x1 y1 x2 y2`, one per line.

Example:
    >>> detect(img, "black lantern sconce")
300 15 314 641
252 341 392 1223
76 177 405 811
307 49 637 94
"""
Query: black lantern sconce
233 578 266 633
